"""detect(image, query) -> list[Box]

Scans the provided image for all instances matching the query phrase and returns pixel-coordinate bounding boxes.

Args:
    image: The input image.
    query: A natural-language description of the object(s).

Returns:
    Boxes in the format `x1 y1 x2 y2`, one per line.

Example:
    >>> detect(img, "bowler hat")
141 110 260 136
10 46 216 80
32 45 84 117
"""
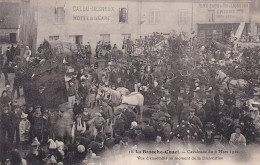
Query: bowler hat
187 107 195 112
35 105 41 108
134 125 142 130
234 125 242 130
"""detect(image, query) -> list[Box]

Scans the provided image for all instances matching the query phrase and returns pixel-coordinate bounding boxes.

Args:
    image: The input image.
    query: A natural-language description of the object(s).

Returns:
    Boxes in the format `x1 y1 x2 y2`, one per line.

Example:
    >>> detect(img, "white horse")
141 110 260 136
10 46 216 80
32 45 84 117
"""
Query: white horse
216 70 248 90
100 87 145 121
96 86 130 101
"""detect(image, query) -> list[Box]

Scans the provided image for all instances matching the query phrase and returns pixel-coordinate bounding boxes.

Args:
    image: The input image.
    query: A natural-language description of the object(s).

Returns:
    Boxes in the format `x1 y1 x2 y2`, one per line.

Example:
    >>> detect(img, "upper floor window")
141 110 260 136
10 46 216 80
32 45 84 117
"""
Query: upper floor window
119 8 128 23
55 7 65 24
149 10 160 25
208 10 215 22
178 9 188 25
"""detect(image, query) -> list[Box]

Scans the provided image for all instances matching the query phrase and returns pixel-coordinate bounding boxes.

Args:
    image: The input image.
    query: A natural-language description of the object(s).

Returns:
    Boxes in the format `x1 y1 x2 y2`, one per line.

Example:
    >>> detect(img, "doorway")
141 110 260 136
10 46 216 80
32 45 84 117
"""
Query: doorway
10 33 16 43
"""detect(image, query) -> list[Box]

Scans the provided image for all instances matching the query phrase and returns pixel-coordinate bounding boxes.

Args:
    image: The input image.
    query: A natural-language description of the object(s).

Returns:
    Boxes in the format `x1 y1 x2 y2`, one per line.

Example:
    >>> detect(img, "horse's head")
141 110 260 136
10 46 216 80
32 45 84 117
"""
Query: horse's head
103 87 112 101
216 70 227 81
97 86 111 101
237 79 248 89
96 86 106 100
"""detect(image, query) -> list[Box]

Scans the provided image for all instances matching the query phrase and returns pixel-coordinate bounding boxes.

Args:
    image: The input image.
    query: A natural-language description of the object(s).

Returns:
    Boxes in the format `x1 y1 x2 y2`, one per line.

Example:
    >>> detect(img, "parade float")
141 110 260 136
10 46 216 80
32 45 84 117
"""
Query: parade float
17 40 78 108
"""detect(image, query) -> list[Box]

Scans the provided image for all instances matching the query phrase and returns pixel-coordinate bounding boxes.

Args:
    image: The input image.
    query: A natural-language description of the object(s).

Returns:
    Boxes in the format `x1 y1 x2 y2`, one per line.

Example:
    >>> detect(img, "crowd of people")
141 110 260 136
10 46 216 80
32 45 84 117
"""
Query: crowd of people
0 31 259 165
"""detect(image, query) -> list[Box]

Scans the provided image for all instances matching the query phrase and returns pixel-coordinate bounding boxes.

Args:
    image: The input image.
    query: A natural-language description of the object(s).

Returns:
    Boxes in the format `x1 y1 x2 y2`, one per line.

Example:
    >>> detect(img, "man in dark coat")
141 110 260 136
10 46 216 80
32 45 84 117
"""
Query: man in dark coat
115 77 125 89
142 120 156 142
104 132 115 149
78 81 89 105
11 106 22 146
157 116 172 142
31 107 43 142
1 106 13 144
34 86 47 110
6 46 12 62
216 98 229 117
15 44 21 56
11 68 22 99
187 108 203 128
113 111 127 137
122 108 137 130
166 97 175 117
203 96 216 123
109 67 118 84
0 46 4 78
10 44 15 58
133 126 145 145
73 99 84 118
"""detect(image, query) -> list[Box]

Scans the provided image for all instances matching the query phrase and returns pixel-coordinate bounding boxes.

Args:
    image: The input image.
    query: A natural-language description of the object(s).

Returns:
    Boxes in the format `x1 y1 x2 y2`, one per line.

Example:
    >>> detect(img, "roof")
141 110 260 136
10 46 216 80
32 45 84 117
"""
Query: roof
0 2 20 29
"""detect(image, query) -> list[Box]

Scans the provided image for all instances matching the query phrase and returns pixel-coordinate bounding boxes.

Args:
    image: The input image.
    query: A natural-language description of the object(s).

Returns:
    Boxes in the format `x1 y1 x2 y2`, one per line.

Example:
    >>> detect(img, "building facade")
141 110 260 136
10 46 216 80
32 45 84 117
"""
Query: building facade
194 0 251 43
20 0 252 53
0 0 21 43
250 0 260 41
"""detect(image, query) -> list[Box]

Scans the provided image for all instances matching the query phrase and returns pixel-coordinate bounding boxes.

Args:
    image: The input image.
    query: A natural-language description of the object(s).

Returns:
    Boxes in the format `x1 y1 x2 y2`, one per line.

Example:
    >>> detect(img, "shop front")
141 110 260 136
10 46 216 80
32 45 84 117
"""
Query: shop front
197 23 249 43
194 0 250 44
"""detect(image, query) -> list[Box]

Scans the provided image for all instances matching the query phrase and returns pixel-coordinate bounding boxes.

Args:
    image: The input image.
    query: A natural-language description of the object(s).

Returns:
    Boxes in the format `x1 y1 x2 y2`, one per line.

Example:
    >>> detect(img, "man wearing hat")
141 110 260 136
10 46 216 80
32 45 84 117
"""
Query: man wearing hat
19 113 31 150
104 132 115 149
166 97 175 117
6 46 11 62
133 125 145 145
4 81 12 98
1 106 13 144
100 102 113 126
157 116 172 142
92 113 105 135
187 107 203 128
26 137 46 165
115 77 124 89
12 105 22 147
72 114 86 143
142 120 156 142
78 79 89 105
113 110 127 137
31 106 43 143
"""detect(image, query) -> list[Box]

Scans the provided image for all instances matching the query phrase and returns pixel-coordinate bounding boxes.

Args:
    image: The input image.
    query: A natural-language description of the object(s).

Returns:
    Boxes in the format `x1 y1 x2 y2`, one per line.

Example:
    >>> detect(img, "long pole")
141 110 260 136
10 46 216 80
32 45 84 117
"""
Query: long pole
191 0 194 49
191 0 193 30
139 0 142 38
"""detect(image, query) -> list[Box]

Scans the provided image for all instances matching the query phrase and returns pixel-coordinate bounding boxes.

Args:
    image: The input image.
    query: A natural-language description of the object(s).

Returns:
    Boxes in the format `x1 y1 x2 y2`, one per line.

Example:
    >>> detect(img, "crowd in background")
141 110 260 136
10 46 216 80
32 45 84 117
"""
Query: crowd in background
0 31 259 165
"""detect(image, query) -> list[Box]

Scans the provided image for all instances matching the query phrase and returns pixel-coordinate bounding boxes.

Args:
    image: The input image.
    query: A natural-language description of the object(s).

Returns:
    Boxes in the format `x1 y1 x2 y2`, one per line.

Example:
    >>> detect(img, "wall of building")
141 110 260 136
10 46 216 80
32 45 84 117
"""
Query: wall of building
140 1 193 37
0 0 21 43
194 0 250 24
0 29 18 43
35 0 140 51
29 0 253 52
34 0 196 51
